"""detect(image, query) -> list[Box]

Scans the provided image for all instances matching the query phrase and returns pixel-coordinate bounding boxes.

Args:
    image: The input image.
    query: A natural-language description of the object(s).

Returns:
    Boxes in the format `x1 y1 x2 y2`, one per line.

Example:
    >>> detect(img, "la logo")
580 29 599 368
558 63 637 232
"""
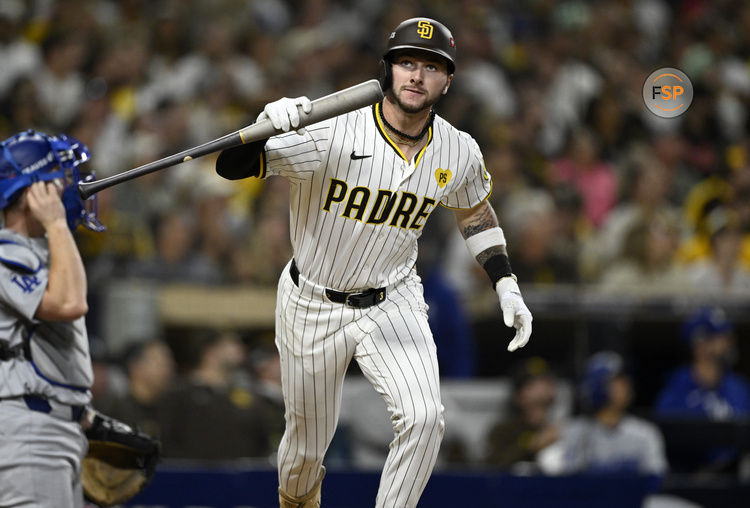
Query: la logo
417 20 433 39
435 168 452 188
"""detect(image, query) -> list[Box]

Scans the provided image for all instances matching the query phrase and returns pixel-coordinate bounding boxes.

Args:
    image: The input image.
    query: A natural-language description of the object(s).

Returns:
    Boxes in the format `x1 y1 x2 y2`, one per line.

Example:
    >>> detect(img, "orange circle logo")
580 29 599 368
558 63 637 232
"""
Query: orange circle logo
642 67 693 118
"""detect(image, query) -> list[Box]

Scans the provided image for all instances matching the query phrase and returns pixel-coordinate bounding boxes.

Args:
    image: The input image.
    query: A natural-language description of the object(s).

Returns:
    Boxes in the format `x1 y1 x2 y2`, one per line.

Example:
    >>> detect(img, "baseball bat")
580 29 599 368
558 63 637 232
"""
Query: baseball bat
78 79 384 199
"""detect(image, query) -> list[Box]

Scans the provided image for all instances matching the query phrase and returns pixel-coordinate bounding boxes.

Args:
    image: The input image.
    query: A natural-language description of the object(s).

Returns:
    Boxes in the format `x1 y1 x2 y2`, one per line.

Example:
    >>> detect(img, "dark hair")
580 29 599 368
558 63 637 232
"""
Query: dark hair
510 357 554 393
120 339 167 373
181 329 223 369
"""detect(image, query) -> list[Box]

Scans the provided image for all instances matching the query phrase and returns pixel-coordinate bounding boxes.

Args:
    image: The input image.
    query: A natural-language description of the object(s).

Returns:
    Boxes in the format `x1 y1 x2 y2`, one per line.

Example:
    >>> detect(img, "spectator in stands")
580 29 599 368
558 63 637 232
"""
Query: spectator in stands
1 77 48 139
96 339 176 438
677 164 750 273
35 31 88 129
685 207 750 295
547 127 618 229
501 188 581 285
539 351 668 476
655 306 750 421
597 211 690 296
584 146 680 280
484 357 561 470
159 330 272 460
655 307 750 473
130 206 225 284
0 1 40 100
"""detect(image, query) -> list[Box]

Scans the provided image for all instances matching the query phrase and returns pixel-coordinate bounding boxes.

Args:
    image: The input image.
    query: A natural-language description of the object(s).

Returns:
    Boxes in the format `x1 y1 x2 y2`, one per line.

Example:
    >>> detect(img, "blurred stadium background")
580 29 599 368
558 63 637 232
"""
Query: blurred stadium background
2 0 750 506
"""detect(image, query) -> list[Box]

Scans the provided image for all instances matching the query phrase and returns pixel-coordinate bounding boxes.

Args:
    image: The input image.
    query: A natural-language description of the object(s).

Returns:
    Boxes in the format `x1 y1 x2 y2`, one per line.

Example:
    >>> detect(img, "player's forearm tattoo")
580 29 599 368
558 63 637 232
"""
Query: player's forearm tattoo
458 202 508 264
476 244 508 266
459 201 496 239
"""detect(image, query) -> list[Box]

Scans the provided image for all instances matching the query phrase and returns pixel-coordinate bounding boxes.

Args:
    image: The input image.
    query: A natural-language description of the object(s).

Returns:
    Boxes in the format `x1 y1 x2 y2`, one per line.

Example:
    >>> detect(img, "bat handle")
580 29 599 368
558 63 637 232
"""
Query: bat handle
78 179 105 199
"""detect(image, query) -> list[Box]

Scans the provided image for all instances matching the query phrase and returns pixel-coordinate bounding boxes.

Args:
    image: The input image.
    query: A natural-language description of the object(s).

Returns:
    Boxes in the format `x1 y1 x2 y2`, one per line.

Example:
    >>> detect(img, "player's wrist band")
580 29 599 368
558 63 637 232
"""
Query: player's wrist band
465 227 506 258
483 254 514 288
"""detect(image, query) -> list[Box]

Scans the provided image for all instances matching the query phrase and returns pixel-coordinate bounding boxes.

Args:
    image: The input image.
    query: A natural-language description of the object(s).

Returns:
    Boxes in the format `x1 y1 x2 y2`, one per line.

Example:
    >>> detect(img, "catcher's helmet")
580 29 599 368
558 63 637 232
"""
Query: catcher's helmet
381 17 456 89
0 130 104 231
580 351 625 412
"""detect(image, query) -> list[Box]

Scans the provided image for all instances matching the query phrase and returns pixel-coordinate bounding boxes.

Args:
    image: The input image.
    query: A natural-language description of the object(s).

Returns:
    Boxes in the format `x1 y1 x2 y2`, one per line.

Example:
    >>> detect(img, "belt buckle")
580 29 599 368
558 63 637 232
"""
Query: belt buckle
344 292 366 308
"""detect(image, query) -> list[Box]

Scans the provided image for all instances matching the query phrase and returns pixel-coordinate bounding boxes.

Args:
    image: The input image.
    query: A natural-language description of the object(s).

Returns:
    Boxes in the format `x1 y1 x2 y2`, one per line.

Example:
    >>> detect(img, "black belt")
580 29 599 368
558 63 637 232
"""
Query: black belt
290 259 386 309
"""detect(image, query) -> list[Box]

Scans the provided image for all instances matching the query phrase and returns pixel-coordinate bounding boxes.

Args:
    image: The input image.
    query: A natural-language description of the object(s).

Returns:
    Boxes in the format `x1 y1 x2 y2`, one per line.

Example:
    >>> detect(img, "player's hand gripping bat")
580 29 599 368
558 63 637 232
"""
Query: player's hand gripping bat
78 80 384 199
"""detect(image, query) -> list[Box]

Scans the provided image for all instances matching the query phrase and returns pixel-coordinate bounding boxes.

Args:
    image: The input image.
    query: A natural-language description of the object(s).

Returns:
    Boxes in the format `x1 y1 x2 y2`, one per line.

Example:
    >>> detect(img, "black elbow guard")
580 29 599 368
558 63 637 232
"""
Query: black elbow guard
216 138 268 180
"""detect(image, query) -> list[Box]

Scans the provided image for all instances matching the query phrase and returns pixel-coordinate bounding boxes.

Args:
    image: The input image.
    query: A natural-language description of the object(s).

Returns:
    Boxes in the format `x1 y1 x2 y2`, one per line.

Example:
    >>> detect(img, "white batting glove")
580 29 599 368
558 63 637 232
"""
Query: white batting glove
257 96 312 135
496 276 532 352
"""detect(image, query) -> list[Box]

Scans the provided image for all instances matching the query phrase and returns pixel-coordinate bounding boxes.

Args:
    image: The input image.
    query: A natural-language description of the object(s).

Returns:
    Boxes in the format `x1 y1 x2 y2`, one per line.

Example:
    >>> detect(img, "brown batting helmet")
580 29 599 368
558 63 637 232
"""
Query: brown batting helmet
384 18 456 73
380 18 456 89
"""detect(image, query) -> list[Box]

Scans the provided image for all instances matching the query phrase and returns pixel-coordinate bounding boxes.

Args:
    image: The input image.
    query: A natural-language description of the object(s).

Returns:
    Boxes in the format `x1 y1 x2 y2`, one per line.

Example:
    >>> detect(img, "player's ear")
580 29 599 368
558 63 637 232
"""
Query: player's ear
442 75 453 95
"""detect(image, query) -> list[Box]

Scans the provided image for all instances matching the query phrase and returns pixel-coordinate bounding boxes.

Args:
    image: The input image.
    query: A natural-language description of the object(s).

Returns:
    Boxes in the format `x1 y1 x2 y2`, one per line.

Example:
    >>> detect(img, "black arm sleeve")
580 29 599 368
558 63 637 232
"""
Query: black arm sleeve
215 138 269 180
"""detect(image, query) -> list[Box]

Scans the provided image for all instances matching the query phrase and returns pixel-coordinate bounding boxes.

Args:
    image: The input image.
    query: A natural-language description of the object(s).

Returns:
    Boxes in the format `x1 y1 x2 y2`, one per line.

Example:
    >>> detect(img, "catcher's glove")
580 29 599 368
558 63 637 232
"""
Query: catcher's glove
81 409 161 507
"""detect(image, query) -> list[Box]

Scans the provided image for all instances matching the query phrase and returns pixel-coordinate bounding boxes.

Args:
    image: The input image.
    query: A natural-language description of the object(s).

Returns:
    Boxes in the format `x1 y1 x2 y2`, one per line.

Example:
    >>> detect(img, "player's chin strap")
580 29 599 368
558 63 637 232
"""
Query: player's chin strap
279 466 326 508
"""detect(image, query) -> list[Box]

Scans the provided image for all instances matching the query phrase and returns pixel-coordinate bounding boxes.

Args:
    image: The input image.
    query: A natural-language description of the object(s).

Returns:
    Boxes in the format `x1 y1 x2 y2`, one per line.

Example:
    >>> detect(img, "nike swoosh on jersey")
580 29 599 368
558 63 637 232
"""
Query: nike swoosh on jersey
350 151 372 160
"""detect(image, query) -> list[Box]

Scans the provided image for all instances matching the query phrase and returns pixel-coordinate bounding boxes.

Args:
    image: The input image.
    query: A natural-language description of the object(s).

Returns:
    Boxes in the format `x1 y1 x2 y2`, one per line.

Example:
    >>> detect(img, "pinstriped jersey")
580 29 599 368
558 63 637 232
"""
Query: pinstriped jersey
259 103 492 291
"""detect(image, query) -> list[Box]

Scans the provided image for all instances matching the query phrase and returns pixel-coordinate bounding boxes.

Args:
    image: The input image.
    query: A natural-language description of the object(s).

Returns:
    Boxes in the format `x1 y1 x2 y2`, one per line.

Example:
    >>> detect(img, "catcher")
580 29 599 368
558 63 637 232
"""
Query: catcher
0 130 159 507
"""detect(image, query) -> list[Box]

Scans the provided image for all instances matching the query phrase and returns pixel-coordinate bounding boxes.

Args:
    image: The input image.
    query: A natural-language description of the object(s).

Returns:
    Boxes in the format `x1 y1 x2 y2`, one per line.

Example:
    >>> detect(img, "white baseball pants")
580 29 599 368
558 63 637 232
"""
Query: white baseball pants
275 261 444 508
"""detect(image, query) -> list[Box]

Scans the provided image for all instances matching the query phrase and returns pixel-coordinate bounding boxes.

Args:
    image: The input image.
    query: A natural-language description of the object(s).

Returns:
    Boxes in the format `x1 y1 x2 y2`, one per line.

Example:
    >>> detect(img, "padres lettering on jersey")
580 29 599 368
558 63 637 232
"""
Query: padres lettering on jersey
257 103 491 291
321 178 437 230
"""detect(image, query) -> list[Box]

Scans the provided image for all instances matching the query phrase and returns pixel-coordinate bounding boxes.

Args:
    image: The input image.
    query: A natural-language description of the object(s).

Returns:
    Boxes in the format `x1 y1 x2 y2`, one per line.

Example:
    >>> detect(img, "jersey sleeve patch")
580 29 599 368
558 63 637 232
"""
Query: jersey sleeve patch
439 147 492 209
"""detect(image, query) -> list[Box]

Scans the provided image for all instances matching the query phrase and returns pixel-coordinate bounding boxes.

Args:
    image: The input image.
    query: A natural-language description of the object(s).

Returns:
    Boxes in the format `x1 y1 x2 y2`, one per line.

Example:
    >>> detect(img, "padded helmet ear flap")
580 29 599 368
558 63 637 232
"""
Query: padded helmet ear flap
379 58 392 92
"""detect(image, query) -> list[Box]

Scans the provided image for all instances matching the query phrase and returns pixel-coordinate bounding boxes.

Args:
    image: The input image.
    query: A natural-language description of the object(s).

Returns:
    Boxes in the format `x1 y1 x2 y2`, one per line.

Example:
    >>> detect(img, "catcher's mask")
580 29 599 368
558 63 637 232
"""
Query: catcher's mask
0 130 105 232
380 17 456 90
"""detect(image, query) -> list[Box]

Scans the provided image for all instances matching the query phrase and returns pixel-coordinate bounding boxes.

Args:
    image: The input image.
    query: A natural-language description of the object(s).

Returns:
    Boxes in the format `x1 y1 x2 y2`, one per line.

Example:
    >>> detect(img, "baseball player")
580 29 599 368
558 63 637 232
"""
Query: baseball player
217 18 532 508
0 130 104 507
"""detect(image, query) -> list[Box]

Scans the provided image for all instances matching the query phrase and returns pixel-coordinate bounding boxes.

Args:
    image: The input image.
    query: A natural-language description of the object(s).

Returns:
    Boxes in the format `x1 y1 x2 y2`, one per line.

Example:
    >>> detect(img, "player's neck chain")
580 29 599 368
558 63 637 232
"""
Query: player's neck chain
379 102 434 146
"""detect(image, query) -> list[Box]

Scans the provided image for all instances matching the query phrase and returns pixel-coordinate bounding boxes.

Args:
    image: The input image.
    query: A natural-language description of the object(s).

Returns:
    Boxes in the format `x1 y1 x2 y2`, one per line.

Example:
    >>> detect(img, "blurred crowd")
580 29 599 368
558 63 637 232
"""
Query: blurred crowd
3 0 750 497
3 0 750 300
